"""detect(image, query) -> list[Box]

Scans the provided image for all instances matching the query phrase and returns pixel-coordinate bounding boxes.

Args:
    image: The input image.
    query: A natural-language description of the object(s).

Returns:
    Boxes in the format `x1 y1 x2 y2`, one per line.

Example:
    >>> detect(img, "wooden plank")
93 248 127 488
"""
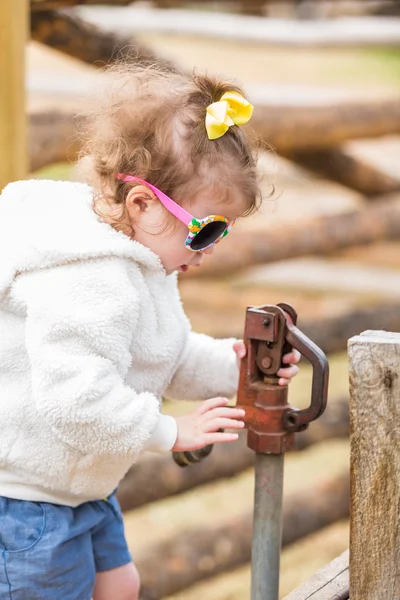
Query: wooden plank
282 550 349 600
0 0 28 190
348 331 400 600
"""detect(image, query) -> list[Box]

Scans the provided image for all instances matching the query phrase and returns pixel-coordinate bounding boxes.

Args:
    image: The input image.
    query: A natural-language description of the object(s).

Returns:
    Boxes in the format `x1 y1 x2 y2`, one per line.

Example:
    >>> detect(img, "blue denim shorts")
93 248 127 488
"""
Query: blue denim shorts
0 492 132 600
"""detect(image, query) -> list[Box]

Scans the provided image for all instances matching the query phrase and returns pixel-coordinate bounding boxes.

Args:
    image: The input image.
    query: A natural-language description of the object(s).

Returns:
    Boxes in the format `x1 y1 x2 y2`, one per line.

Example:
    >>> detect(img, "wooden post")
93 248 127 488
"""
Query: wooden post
0 0 28 190
348 331 400 600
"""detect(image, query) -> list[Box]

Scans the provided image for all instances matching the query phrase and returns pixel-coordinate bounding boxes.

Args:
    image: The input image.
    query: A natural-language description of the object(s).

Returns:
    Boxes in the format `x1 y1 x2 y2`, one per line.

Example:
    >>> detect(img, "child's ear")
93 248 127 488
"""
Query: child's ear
126 185 155 216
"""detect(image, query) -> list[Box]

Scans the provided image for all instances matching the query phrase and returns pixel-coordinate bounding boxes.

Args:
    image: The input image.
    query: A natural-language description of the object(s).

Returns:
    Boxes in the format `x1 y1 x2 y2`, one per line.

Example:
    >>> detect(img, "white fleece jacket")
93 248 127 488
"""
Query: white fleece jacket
0 179 239 506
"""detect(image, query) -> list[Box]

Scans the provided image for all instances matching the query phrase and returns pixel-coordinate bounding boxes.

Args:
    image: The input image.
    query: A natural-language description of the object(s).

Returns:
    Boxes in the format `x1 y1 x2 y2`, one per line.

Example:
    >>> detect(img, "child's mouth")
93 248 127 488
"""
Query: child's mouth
179 265 189 273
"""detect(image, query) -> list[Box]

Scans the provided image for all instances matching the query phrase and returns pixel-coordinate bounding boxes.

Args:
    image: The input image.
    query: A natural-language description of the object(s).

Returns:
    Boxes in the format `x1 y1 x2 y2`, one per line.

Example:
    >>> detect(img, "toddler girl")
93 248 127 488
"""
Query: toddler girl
0 63 299 600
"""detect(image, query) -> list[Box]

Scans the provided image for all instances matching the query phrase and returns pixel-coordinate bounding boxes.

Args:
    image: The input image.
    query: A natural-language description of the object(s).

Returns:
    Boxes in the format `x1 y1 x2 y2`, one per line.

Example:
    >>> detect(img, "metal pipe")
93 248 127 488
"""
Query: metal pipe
251 453 284 600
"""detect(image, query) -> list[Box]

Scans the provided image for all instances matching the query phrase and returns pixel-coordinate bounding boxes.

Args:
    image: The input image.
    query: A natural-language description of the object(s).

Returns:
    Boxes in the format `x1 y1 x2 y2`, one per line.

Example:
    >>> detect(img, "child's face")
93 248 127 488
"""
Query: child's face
126 185 247 275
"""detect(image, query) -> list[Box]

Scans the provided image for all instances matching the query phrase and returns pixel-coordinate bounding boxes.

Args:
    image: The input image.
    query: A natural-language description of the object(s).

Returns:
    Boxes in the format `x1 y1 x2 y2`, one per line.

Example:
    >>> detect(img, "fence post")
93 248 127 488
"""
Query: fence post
348 330 400 600
0 0 28 191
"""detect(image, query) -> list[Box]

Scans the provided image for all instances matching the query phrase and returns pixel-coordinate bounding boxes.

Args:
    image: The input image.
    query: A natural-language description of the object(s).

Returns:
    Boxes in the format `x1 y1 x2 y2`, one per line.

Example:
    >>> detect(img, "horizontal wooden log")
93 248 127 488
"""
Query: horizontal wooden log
29 111 81 172
153 0 267 14
117 396 349 512
285 147 400 197
28 0 400 18
28 97 400 172
252 100 400 153
29 0 270 11
31 0 132 9
234 302 400 356
73 4 400 48
185 290 400 356
30 0 261 8
152 0 266 13
301 302 400 356
136 471 350 599
180 270 400 354
30 9 177 69
182 195 400 278
282 550 349 600
372 2 400 16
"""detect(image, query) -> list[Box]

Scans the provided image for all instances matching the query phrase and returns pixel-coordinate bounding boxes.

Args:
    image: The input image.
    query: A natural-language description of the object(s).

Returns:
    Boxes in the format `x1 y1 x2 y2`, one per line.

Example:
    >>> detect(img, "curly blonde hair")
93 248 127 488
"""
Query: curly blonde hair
76 61 262 235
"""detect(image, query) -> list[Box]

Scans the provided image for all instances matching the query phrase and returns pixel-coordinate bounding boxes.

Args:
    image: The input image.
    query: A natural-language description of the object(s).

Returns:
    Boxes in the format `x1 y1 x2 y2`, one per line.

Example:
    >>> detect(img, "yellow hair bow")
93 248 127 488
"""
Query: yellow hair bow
205 91 254 140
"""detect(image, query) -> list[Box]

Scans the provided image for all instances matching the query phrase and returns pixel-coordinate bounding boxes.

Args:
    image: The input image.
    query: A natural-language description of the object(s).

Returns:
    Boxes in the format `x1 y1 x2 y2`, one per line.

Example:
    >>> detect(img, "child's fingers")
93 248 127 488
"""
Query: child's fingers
282 349 301 364
294 349 301 362
203 418 245 432
277 364 299 379
196 396 229 415
202 407 245 421
233 340 246 358
204 431 239 444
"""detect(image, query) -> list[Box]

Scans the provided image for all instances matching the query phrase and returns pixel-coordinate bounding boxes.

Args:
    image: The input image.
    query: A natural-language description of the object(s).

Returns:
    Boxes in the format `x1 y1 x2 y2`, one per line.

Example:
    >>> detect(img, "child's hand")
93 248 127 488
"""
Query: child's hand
172 397 245 452
277 349 301 386
233 320 301 386
233 340 247 369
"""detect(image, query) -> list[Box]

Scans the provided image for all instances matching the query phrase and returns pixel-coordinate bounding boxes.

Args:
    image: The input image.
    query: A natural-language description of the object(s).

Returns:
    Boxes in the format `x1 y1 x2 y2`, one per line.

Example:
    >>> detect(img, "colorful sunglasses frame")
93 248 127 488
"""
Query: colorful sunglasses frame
116 174 235 252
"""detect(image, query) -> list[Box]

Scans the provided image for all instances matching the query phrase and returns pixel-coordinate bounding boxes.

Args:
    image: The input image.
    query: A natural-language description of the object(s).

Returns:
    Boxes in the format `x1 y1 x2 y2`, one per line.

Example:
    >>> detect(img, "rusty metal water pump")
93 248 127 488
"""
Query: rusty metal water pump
173 303 329 600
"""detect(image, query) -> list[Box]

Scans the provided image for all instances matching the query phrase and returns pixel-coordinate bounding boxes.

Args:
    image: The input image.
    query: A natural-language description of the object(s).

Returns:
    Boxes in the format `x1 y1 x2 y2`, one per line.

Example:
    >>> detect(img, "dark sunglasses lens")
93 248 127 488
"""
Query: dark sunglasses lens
190 221 227 251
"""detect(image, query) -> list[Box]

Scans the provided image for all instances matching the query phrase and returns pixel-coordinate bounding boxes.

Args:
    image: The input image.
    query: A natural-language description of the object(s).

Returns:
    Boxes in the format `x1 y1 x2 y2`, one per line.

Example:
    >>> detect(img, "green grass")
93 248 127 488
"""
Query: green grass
336 47 400 89
367 47 400 66
32 162 75 181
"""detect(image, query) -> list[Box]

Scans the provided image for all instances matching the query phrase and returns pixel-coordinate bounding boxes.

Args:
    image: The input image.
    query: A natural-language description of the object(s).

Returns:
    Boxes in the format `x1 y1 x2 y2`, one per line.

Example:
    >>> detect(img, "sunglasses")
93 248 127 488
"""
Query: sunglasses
116 174 235 252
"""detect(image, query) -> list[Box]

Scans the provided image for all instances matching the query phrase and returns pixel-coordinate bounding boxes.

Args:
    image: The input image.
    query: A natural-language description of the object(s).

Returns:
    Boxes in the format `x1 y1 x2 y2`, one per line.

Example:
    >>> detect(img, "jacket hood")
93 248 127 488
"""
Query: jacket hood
0 179 164 296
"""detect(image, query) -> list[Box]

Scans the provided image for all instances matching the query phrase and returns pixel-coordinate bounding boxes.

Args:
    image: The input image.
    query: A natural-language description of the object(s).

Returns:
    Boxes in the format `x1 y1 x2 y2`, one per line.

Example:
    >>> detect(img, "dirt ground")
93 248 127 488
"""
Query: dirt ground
28 15 400 598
